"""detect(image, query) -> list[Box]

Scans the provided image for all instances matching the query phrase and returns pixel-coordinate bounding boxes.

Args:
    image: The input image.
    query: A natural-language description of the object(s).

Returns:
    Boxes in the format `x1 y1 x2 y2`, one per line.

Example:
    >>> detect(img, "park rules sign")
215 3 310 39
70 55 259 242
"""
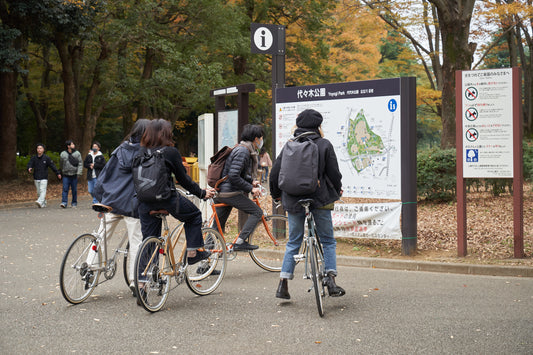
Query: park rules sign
461 68 514 178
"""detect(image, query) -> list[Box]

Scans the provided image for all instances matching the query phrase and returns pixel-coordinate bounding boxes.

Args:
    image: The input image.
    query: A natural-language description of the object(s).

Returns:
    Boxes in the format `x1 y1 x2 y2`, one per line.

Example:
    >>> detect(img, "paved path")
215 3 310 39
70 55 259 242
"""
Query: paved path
1 200 532 354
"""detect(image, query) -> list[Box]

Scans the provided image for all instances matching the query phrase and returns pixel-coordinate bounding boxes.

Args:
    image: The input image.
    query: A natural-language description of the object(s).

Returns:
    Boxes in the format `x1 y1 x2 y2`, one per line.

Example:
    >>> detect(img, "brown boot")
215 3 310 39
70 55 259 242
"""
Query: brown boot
276 278 290 299
324 272 345 297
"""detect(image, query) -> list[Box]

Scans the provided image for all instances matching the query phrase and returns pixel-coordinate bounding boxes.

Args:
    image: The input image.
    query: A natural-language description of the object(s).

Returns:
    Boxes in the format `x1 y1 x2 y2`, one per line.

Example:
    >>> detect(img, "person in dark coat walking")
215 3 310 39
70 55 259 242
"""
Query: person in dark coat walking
270 109 345 299
27 143 61 208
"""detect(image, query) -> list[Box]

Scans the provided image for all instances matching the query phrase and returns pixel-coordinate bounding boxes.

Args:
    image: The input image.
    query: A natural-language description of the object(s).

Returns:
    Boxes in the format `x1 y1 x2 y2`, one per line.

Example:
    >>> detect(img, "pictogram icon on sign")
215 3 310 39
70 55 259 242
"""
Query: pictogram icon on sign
250 23 284 55
465 107 478 121
466 149 479 162
465 87 478 101
465 128 479 142
253 27 273 51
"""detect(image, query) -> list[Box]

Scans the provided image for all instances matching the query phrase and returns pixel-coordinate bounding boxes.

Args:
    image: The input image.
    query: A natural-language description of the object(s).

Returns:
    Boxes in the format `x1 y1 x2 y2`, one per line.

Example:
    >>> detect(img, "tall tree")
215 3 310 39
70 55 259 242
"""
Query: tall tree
0 1 28 179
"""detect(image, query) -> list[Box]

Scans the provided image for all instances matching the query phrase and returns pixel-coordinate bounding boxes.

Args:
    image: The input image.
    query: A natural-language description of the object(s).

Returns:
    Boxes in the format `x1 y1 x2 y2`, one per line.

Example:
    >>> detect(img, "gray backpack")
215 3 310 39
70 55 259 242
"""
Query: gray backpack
278 132 319 195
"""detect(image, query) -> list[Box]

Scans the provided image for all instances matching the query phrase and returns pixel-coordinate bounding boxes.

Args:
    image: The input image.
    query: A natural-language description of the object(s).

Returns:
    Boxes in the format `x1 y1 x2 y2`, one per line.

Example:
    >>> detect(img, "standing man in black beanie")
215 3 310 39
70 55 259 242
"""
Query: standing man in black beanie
270 108 345 300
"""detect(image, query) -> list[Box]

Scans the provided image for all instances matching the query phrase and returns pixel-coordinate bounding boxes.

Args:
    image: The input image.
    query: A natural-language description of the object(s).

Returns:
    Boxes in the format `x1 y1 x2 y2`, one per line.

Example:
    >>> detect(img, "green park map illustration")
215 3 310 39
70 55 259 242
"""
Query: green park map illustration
346 109 385 173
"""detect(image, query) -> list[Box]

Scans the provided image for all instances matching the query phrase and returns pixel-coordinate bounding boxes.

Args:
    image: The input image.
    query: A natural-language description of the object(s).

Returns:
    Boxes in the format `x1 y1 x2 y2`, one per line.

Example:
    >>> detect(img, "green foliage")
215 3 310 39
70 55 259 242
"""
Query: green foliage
417 148 456 201
0 25 26 73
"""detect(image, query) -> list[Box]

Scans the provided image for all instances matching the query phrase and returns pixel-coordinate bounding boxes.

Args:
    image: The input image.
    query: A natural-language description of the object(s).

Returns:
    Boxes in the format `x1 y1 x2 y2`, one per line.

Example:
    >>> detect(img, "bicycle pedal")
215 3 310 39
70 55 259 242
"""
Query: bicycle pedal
293 254 305 262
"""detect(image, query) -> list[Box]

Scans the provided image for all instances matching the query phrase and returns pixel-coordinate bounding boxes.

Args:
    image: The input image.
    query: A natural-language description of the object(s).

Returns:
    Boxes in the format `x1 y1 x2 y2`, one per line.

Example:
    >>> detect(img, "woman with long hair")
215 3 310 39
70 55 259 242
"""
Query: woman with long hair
137 119 216 263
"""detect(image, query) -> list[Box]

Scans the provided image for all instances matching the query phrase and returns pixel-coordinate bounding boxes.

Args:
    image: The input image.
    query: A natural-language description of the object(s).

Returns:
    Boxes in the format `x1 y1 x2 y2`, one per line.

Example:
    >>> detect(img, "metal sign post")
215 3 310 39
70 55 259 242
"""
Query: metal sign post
251 23 285 155
251 23 285 217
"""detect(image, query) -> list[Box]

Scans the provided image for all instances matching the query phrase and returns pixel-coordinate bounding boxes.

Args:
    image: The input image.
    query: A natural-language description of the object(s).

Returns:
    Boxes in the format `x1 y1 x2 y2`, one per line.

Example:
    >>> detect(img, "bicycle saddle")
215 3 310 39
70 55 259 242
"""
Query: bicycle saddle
149 209 170 217
297 199 314 207
92 203 113 213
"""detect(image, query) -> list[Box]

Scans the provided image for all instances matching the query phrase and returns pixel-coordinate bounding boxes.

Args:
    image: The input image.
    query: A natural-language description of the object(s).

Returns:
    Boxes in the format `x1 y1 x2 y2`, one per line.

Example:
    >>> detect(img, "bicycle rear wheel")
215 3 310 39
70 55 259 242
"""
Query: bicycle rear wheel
134 237 171 313
60 233 101 304
186 228 227 296
310 239 325 317
249 215 288 272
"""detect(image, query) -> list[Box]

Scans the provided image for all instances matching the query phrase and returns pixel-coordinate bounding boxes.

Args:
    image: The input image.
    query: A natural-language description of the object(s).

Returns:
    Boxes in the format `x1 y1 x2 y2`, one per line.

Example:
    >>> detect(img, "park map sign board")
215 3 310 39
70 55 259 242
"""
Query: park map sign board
275 79 403 199
275 78 417 247
456 67 524 257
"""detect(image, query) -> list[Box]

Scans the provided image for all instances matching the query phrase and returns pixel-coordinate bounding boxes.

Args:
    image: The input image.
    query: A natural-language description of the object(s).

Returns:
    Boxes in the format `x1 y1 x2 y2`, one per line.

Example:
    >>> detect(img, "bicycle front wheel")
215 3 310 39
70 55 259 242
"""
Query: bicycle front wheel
249 215 288 272
186 228 227 296
134 237 171 313
310 239 325 317
60 233 101 304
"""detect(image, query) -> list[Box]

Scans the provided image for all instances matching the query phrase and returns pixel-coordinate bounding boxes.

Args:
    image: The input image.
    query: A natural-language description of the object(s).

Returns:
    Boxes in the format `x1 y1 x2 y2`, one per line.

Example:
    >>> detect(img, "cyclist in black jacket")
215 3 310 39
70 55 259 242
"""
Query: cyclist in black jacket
270 109 345 299
137 119 216 264
27 143 61 208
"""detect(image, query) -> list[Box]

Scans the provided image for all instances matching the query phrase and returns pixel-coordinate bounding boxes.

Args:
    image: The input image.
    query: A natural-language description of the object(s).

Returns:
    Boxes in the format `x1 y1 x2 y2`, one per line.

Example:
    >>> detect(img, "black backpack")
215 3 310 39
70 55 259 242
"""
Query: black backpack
278 132 319 195
132 147 174 203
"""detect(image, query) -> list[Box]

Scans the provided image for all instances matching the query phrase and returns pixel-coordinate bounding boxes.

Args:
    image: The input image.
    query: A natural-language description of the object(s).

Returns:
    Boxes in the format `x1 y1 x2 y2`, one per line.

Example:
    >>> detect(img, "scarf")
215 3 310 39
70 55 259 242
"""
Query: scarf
239 140 258 178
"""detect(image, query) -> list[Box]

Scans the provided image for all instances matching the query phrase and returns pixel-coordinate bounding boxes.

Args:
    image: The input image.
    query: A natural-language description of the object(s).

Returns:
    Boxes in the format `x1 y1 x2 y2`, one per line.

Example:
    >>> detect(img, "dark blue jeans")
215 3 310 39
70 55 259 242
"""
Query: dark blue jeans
62 175 78 206
138 192 204 250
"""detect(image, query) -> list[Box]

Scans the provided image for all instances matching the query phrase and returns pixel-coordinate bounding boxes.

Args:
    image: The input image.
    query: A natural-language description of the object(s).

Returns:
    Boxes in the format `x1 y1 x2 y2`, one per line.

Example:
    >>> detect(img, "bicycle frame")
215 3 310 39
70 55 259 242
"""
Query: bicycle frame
90 213 129 274
139 217 187 279
207 197 282 248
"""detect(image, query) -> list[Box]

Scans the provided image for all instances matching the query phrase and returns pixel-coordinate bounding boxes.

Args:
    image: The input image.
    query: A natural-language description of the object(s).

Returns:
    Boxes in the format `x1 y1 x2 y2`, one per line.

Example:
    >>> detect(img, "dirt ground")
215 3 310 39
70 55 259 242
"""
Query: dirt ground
2 177 532 266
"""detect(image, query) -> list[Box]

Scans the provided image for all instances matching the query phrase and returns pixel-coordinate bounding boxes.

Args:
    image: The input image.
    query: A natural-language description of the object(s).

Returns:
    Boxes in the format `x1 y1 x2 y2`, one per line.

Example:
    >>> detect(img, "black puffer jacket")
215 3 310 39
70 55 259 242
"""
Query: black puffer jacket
218 144 256 194
270 128 342 213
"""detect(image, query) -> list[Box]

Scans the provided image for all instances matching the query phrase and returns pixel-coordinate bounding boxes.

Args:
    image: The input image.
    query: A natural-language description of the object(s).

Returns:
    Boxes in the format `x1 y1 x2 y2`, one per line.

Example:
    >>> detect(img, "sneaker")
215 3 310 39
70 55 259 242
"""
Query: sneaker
196 264 221 275
42 200 47 208
129 285 137 298
187 250 211 265
60 203 67 208
233 241 259 251
71 203 77 208
35 201 42 208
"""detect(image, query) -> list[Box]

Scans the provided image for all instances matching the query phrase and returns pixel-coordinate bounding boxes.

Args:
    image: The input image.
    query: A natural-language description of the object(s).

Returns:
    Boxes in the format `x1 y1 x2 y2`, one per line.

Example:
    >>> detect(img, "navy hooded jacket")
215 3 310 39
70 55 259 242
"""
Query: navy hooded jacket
93 140 140 217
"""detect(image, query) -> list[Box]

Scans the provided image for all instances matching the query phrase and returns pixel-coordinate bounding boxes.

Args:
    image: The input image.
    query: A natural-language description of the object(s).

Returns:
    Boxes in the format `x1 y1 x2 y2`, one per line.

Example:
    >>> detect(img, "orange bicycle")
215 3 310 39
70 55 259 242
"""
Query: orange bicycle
204 186 288 272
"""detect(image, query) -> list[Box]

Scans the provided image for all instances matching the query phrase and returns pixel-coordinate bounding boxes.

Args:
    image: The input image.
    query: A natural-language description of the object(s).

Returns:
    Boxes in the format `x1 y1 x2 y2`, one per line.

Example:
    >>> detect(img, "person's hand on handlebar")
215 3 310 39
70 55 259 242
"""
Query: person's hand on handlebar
251 187 262 198
204 187 217 199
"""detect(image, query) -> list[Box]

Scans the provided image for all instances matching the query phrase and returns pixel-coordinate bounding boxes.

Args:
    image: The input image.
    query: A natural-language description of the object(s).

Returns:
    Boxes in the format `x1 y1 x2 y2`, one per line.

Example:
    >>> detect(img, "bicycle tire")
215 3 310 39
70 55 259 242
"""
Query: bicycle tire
134 237 171 313
186 228 227 296
122 242 131 287
310 239 325 317
249 215 288 272
60 233 101 304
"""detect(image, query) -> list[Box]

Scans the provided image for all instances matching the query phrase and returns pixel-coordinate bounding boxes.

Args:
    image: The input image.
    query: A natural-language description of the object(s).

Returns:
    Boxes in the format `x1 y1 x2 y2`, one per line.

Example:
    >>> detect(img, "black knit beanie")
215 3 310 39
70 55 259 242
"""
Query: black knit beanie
296 109 323 129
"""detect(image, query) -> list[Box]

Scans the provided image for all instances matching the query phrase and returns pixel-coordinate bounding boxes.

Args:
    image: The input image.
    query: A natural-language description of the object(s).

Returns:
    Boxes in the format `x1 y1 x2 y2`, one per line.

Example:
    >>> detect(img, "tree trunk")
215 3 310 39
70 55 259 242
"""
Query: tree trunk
54 34 82 144
81 36 110 155
138 47 155 118
430 0 476 149
0 71 18 180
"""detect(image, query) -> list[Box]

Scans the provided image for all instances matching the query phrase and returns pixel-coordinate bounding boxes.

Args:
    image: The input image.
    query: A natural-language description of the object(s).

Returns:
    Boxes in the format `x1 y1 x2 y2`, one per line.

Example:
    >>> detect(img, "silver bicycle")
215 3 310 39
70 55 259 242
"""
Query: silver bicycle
59 204 131 304
293 199 327 317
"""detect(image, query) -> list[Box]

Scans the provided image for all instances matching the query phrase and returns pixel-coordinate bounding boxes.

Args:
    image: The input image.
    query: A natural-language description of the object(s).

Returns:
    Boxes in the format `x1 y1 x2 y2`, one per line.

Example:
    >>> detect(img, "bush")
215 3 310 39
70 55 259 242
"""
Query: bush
417 148 456 201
